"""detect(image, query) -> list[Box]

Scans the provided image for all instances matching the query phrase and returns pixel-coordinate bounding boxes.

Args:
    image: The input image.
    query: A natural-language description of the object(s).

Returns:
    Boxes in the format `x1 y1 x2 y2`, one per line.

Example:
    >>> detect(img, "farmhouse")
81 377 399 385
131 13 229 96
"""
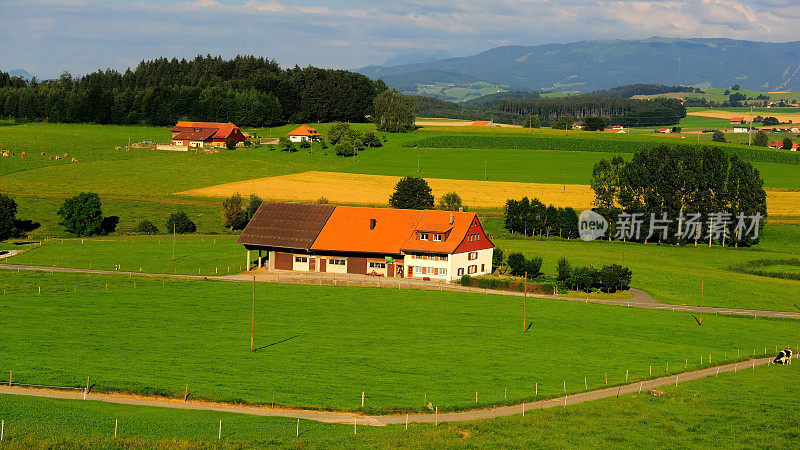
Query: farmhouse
769 140 798 150
470 120 495 127
730 116 745 124
237 201 494 282
287 125 322 142
171 121 247 148
657 128 670 133
732 126 752 133
603 126 627 133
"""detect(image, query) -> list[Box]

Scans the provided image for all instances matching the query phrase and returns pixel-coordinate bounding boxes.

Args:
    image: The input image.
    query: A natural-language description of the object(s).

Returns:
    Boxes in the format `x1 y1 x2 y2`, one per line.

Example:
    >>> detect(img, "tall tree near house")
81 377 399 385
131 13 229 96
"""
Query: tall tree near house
373 88 417 133
57 192 105 237
222 194 243 230
0 193 17 241
583 116 606 131
437 192 466 211
753 130 769 146
389 177 434 210
781 137 793 150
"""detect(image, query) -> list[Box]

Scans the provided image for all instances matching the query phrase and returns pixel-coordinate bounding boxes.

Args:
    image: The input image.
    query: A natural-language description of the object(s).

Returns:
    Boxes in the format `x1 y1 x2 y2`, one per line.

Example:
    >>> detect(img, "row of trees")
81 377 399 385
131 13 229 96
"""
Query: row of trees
557 258 632 293
0 56 386 126
590 145 768 245
499 97 686 127
388 177 468 212
504 198 579 239
0 194 39 240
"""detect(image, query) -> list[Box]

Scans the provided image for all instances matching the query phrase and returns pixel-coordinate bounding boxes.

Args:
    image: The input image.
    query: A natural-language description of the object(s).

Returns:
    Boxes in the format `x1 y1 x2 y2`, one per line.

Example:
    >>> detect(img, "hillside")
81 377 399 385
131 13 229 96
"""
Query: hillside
358 37 800 95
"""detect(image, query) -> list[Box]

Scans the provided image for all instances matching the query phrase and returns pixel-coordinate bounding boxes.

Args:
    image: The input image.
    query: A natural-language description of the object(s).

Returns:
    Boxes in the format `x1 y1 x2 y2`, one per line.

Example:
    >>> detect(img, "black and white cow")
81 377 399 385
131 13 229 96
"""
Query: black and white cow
773 348 793 365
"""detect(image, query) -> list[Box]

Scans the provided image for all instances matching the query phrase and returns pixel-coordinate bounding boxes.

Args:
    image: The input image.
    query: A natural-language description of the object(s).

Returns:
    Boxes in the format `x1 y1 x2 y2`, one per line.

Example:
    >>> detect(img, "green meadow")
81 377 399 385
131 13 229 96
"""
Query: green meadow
0 333 798 447
1 269 796 412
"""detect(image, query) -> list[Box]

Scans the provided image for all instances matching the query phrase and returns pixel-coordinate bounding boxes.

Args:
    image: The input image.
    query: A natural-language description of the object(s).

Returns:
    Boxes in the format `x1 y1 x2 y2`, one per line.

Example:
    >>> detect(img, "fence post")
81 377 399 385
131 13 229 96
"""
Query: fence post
1 419 4 442
84 376 89 400
296 419 299 437
114 419 118 438
219 420 222 440
361 391 365 408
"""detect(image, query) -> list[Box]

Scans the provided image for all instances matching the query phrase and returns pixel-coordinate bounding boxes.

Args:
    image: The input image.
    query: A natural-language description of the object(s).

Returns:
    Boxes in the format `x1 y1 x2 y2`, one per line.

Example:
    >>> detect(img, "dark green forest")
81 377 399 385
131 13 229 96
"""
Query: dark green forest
0 56 387 127
497 97 686 127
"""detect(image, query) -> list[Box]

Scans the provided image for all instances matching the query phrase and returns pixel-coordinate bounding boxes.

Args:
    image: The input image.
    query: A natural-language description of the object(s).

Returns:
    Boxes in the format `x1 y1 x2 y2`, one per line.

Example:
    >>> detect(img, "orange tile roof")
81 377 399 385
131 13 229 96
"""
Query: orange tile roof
470 120 491 126
172 121 239 139
401 210 478 254
288 125 321 137
311 207 423 255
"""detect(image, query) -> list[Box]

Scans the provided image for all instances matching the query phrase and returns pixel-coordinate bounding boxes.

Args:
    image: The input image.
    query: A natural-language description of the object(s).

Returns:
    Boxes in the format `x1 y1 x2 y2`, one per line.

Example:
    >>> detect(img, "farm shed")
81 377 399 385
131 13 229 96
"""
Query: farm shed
237 201 494 281
171 121 247 148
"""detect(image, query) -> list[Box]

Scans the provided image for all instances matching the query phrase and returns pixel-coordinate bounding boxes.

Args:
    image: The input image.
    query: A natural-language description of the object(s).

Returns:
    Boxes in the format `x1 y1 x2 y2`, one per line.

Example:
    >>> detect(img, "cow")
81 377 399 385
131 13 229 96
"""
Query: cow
773 348 793 365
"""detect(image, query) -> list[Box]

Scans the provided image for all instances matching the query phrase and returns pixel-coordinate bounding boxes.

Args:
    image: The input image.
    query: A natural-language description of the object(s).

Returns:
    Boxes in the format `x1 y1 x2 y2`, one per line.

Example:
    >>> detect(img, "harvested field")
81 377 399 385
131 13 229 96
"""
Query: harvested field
176 171 594 210
688 109 800 124
415 119 521 128
176 171 800 215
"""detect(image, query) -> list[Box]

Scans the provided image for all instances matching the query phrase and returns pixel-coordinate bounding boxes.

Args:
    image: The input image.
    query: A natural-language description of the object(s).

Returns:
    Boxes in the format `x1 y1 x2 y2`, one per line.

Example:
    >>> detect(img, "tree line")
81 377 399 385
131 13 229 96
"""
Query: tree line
591 145 768 246
504 198 579 238
498 97 686 127
0 55 386 126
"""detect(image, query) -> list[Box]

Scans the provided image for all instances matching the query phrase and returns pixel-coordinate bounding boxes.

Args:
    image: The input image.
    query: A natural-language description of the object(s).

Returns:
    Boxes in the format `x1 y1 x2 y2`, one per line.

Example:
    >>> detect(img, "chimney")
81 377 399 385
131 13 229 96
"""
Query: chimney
449 213 454 225
369 218 377 230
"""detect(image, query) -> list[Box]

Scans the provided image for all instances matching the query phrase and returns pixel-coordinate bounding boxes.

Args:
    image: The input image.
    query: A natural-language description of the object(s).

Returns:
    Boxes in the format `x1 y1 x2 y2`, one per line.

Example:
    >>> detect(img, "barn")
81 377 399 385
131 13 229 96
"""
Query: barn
171 121 247 148
237 201 494 282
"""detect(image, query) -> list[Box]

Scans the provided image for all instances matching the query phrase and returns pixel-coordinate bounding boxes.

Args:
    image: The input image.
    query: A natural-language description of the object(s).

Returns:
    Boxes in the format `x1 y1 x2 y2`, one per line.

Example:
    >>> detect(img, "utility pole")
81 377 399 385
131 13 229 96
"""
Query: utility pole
699 279 704 325
523 280 527 332
251 275 256 351
748 105 754 146
171 223 176 261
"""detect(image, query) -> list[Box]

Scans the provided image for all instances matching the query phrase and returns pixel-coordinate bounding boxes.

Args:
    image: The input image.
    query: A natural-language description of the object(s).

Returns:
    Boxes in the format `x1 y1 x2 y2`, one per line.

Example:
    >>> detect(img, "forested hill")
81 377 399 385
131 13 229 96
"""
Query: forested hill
0 56 386 126
357 37 800 93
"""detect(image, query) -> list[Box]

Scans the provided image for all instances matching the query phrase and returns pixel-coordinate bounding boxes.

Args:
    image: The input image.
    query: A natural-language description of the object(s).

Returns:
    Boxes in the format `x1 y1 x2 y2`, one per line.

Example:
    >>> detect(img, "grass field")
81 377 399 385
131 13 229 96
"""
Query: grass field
1 269 796 412
0 323 798 447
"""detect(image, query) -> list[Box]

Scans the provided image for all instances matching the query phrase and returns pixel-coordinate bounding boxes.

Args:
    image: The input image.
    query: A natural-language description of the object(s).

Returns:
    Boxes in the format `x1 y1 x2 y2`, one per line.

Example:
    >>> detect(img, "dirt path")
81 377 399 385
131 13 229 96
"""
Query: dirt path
2 264 799 319
0 357 781 425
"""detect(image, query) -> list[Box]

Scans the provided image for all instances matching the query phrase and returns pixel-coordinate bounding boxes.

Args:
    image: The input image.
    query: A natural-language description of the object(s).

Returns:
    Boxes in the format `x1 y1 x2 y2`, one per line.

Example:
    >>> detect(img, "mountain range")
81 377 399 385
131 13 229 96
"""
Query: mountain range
357 37 800 95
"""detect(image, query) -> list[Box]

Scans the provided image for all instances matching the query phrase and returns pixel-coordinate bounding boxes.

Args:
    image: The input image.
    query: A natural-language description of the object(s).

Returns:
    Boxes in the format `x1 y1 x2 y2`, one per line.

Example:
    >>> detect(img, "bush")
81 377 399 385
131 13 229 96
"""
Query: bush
0 193 18 241
556 257 571 283
506 253 542 278
570 266 598 292
222 193 243 230
597 264 633 292
335 137 357 157
135 220 159 235
753 130 769 147
57 192 105 237
299 140 311 149
101 216 119 234
460 274 472 286
763 116 779 126
712 130 726 142
492 248 504 272
165 212 196 234
225 137 236 150
781 137 793 150
362 131 382 148
437 192 466 211
279 136 296 152
231 210 249 230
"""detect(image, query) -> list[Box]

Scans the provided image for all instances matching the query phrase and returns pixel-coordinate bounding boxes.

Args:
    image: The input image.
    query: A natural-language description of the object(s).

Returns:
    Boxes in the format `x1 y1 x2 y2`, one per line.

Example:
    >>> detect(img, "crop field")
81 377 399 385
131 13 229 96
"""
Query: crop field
688 109 800 124
178 171 596 210
2 362 799 447
1 269 797 413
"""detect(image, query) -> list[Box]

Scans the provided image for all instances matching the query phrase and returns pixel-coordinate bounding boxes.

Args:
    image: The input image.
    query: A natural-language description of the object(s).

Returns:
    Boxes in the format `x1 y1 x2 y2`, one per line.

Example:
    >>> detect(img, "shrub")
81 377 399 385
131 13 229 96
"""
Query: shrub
101 216 119 234
556 257 571 283
231 211 249 230
506 253 542 278
781 137 793 150
460 274 472 286
763 116 779 126
476 277 498 289
299 140 311 149
437 192 466 211
598 264 632 292
570 266 598 292
57 192 105 237
753 130 769 147
278 136 296 152
222 193 243 230
362 131 382 148
335 137 357 157
135 220 159 235
317 197 329 204
225 137 236 150
712 130 726 142
0 193 18 241
492 248 504 272
165 212 196 234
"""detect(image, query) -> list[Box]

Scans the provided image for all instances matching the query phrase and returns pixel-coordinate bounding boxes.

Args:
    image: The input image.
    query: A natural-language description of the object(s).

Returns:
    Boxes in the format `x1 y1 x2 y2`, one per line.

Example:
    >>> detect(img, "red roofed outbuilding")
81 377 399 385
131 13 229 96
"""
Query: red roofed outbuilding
171 121 247 148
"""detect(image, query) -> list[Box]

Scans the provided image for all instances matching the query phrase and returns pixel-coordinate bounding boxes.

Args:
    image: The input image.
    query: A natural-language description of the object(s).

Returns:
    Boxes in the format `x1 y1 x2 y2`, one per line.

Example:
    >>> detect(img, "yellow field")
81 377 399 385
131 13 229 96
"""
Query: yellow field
177 171 594 210
176 171 800 215
688 109 800 124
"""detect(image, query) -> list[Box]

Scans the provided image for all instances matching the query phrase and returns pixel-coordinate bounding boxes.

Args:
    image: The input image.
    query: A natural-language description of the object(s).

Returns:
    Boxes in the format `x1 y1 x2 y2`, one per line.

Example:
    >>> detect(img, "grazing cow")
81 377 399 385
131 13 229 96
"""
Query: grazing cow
55 155 61 160
773 348 793 365
71 157 77 162
40 151 45 156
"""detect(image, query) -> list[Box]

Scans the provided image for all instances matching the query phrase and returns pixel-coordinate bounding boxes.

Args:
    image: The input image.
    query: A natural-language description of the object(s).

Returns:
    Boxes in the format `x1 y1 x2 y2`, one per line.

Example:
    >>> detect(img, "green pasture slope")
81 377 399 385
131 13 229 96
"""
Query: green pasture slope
6 223 800 311
1 269 797 412
2 363 798 447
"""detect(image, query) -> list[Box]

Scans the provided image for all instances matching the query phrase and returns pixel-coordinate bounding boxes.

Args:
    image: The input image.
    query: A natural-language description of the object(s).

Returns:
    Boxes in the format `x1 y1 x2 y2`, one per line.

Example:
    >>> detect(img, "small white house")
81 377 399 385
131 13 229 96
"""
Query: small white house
287 125 321 143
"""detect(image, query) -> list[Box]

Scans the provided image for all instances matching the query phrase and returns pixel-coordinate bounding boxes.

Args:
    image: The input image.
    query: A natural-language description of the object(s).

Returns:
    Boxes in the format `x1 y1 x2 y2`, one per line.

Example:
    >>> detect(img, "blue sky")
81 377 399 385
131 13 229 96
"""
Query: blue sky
2 0 798 79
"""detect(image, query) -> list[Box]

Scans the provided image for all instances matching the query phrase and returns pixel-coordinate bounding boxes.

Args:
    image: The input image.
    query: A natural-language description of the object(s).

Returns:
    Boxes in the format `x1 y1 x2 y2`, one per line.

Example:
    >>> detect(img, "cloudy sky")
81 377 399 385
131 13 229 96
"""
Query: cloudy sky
2 0 798 79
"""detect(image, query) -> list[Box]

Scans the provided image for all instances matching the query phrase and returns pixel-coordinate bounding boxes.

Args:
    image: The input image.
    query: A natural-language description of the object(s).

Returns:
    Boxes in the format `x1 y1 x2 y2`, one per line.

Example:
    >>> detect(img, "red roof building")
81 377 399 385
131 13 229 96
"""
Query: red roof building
287 125 322 142
238 202 494 281
769 140 798 150
171 121 247 148
470 120 494 127
730 117 745 124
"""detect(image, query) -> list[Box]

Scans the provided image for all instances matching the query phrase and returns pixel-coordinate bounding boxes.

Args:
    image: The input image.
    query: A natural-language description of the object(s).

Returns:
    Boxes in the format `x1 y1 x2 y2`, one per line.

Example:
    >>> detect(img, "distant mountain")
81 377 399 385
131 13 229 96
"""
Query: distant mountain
8 69 33 80
463 91 540 107
379 50 452 67
357 37 800 94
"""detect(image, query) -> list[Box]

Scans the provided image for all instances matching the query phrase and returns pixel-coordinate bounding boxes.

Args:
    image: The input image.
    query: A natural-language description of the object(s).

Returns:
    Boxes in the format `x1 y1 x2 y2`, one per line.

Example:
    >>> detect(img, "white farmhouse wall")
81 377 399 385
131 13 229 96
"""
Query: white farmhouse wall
449 248 493 280
404 254 449 281
324 257 348 274
292 254 310 271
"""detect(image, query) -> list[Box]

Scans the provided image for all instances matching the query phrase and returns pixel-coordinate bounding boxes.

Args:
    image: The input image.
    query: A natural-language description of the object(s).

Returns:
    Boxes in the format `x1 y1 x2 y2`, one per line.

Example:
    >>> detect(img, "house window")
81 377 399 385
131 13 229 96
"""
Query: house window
468 251 478 260
457 268 464 276
420 233 429 241
441 268 447 276
468 265 477 274
415 266 422 274
369 262 386 269
369 219 377 230
433 234 442 241
329 259 345 265
481 264 485 272
295 256 308 263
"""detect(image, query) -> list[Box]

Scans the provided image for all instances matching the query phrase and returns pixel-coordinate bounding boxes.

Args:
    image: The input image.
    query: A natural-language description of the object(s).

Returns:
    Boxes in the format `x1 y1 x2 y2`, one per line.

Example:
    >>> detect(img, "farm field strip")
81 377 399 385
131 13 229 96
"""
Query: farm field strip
1 362 799 447
688 109 800 124
178 171 800 215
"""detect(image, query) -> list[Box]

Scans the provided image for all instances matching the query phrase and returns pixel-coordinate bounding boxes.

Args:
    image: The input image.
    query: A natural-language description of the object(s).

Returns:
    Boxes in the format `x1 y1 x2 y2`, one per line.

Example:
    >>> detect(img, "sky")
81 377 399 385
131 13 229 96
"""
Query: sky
2 0 799 79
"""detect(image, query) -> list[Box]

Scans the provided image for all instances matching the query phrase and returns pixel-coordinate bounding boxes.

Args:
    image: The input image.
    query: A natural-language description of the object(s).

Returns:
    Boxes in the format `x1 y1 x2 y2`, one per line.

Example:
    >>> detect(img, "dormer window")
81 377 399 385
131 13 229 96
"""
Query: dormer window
433 234 442 241
369 219 377 230
419 233 429 241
